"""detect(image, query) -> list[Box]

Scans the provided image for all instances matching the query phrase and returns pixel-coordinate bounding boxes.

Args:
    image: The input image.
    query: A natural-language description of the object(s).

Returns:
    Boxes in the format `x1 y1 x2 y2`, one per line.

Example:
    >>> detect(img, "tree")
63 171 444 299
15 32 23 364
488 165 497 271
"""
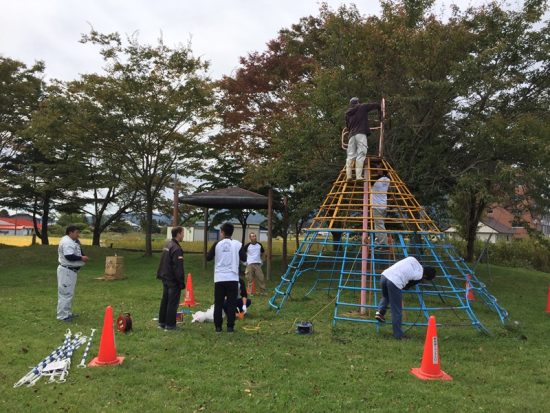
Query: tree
78 31 214 256
0 58 45 229
0 57 44 177
108 218 134 233
447 1 550 260
1 80 86 245
37 79 140 246
197 152 260 245
56 212 89 229
214 1 550 265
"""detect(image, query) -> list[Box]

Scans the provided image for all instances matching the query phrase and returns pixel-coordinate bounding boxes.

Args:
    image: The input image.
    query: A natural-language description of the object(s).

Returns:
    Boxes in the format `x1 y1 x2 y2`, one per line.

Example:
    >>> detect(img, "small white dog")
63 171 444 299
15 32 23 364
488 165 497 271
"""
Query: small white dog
191 304 219 323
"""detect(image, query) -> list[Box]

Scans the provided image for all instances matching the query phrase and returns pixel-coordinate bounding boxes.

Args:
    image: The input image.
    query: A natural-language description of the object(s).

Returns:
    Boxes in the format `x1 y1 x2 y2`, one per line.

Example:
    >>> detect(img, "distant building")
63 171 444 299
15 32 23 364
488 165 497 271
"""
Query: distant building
445 204 540 243
169 214 268 243
177 221 219 242
533 214 550 237
0 215 42 235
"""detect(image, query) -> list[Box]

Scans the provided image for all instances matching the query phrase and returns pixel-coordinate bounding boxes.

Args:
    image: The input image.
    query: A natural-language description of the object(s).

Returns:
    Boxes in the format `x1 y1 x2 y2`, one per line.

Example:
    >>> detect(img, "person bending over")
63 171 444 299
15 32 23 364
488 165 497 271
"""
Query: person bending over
375 256 436 339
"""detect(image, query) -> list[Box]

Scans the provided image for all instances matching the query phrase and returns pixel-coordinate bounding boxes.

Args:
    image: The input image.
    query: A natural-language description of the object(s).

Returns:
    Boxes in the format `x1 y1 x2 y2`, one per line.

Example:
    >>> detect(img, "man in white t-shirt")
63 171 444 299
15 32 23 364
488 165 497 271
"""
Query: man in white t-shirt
57 226 89 321
239 232 266 295
206 222 242 333
370 167 390 248
375 256 436 339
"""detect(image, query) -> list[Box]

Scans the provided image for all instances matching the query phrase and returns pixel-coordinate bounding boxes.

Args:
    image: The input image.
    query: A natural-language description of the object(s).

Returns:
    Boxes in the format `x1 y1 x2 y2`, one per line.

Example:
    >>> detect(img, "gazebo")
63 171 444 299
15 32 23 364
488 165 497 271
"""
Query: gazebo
179 187 275 278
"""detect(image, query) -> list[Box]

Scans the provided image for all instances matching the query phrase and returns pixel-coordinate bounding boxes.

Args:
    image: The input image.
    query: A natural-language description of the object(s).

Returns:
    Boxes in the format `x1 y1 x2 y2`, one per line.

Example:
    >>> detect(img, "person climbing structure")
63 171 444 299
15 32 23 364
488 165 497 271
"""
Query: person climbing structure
343 97 383 181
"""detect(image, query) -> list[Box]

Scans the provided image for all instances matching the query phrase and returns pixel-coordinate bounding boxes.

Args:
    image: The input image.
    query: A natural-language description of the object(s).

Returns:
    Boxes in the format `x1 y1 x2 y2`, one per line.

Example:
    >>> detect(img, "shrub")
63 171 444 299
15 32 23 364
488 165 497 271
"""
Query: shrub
448 237 550 272
48 224 64 236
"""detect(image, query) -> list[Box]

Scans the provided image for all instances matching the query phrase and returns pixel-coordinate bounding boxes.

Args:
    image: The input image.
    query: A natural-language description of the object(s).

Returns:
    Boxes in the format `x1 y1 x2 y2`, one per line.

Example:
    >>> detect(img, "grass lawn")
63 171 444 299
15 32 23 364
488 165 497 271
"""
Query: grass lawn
1 245 549 412
0 233 296 254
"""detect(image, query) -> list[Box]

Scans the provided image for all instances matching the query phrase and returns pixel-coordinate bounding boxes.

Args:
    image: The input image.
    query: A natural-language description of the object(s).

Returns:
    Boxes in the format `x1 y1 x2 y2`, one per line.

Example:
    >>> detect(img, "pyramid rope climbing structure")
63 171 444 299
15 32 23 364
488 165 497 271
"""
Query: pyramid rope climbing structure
269 104 508 333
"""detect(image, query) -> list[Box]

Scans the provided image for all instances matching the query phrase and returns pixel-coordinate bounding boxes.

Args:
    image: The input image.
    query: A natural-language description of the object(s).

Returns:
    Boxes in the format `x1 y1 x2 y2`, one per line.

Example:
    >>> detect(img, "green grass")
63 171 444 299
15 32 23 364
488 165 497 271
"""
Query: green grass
1 246 550 412
2 232 297 254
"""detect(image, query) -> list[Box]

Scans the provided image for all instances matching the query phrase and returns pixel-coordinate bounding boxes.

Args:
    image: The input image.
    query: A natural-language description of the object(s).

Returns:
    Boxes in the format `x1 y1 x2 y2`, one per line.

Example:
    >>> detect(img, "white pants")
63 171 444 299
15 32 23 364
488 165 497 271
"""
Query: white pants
57 266 78 319
346 133 368 162
373 207 387 244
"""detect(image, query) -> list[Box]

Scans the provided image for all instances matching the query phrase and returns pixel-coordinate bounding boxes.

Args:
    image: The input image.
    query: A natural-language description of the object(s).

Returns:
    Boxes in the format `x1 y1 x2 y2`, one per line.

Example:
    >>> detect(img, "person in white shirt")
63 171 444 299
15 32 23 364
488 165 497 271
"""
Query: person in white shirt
239 232 266 295
57 226 89 321
375 256 436 339
206 222 242 333
371 167 390 248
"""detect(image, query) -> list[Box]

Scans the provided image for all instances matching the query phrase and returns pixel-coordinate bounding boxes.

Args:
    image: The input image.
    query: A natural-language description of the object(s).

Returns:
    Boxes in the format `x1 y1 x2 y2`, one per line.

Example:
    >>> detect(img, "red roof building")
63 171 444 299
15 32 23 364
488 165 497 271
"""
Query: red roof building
0 217 42 235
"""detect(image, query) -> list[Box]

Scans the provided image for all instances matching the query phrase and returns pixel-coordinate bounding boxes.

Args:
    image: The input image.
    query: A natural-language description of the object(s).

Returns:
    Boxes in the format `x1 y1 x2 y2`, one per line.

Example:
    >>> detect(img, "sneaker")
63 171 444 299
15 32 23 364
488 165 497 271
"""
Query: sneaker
215 327 222 333
158 323 166 329
59 316 72 323
164 325 178 331
375 312 386 323
227 327 234 333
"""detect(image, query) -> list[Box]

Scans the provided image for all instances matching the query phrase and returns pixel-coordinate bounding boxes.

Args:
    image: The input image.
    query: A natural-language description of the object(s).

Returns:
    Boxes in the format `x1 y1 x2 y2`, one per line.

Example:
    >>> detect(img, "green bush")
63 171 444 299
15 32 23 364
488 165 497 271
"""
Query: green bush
48 224 64 236
108 220 133 233
448 237 550 272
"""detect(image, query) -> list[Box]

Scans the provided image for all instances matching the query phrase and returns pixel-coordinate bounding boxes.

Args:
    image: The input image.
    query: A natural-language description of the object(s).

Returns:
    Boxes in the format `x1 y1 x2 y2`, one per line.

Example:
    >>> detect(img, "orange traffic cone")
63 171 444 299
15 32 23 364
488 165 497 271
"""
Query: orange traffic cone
88 306 124 366
411 316 452 381
545 285 550 313
181 273 196 307
466 275 475 301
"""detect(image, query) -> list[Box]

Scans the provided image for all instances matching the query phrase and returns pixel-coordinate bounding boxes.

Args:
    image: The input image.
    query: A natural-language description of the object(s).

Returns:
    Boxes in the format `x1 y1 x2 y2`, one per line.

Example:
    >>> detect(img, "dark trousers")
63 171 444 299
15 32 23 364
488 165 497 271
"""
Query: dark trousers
223 298 252 315
159 282 182 328
377 276 403 338
214 281 238 329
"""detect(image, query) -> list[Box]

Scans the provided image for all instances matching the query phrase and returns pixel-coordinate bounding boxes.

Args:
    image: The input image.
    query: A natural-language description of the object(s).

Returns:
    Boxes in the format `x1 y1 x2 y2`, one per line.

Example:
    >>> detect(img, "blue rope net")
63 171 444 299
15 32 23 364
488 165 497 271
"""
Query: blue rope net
269 156 508 333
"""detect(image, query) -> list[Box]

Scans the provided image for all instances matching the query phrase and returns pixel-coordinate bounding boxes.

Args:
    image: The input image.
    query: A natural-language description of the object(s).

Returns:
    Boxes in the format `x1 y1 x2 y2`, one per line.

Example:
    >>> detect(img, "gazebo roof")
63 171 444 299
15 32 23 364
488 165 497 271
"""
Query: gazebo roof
180 187 269 209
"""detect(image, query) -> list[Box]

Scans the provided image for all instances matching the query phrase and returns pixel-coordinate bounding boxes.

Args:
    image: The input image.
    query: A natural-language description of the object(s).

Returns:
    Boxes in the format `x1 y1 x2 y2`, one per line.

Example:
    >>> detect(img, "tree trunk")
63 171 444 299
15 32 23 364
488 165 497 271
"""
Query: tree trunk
144 199 153 257
282 230 288 268
92 225 101 246
281 196 289 268
41 196 50 246
92 206 132 247
241 221 247 245
465 194 486 262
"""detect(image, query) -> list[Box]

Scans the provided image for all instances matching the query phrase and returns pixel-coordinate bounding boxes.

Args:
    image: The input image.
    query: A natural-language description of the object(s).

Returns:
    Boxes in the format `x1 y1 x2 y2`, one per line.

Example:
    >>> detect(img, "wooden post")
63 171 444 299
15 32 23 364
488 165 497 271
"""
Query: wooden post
361 162 369 315
267 188 273 280
203 207 209 270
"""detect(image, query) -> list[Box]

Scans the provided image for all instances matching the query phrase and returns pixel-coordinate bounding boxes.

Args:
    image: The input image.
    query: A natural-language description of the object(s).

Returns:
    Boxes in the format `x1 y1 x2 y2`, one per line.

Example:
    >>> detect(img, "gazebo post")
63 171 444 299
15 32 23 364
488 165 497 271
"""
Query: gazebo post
203 207 209 270
267 188 273 280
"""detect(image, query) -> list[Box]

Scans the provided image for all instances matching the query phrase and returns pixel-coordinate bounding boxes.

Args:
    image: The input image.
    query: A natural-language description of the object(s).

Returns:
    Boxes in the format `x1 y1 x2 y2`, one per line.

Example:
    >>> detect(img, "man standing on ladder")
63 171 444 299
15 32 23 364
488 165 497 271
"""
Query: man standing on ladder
344 97 383 181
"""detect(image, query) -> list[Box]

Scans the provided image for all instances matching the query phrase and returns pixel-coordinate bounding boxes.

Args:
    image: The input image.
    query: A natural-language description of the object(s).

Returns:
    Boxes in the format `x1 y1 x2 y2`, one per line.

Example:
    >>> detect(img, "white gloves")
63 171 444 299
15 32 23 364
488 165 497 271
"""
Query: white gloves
242 304 247 314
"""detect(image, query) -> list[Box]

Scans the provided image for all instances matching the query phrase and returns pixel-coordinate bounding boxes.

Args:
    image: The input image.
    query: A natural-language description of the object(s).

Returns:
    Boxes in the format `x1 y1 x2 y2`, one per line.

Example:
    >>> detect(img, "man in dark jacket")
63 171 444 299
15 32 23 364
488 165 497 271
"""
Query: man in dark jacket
344 97 382 181
157 226 185 330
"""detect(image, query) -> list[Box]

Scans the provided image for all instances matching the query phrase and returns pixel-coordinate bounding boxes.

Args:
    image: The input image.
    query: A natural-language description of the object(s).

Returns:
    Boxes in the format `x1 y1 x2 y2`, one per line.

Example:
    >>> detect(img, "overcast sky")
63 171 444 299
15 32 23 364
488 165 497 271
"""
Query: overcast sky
0 0 494 81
